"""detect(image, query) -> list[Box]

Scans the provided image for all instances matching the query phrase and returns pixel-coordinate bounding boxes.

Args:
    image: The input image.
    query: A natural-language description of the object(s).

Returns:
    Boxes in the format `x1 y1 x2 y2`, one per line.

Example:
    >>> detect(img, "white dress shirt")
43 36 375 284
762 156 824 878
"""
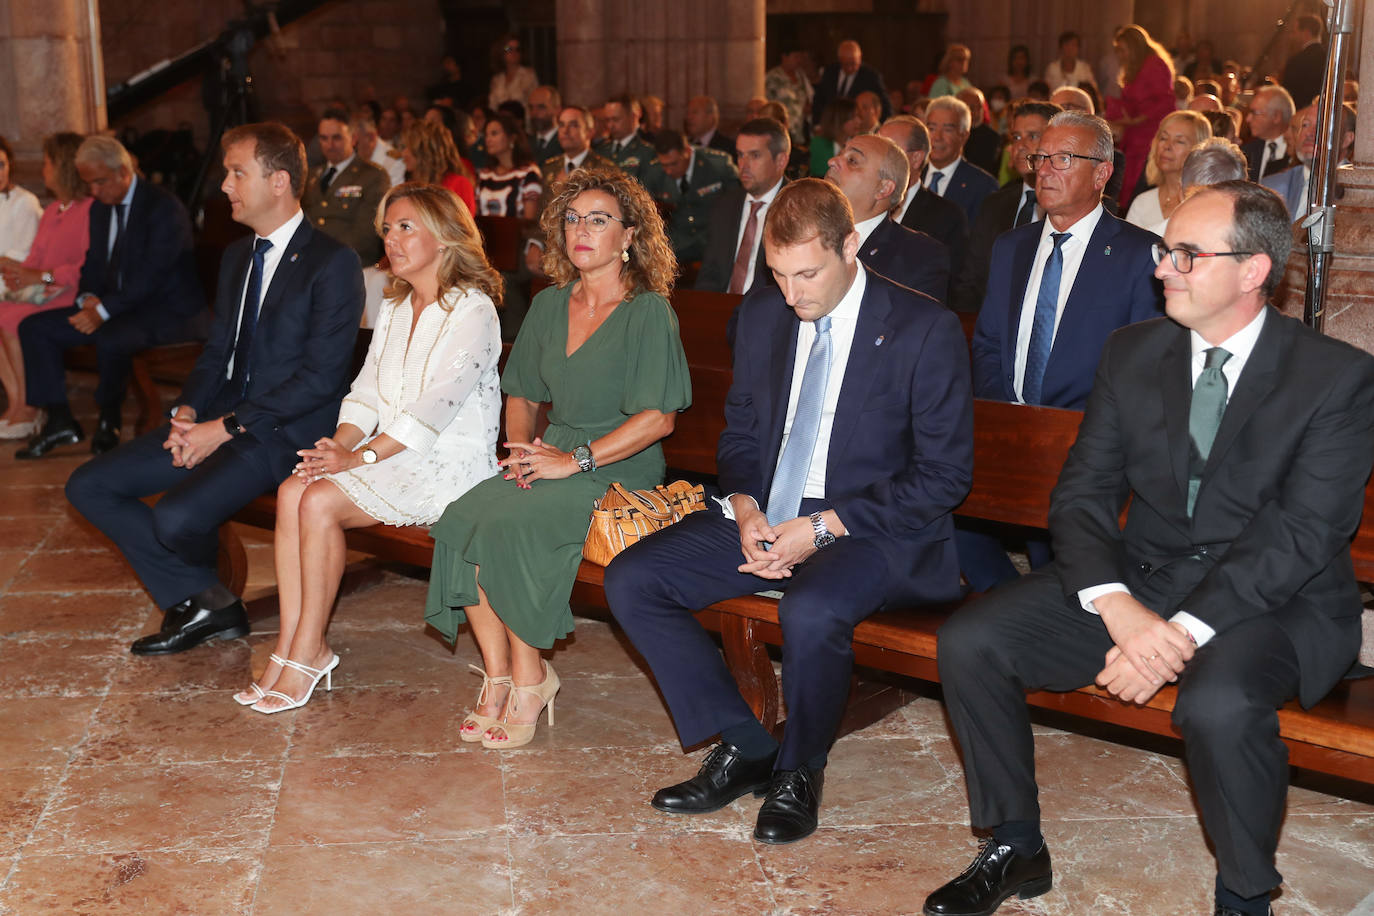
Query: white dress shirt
925 160 959 195
226 209 305 378
369 140 406 187
1078 306 1269 647
1011 203 1106 401
733 177 784 292
91 175 140 321
895 184 920 223
854 212 886 248
1258 136 1288 180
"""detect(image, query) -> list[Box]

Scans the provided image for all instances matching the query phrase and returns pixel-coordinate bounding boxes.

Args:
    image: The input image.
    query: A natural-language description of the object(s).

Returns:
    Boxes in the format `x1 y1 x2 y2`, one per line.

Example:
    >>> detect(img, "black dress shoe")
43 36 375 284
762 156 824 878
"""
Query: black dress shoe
753 765 823 844
1215 906 1273 916
651 743 777 814
923 840 1052 916
15 417 83 459
130 599 250 655
90 418 121 455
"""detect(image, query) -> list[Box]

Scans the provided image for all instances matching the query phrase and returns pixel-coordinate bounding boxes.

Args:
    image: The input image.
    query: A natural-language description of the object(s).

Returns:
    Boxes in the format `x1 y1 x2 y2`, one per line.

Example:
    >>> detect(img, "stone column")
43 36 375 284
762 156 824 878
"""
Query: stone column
0 0 106 187
1277 2 1374 353
556 0 764 132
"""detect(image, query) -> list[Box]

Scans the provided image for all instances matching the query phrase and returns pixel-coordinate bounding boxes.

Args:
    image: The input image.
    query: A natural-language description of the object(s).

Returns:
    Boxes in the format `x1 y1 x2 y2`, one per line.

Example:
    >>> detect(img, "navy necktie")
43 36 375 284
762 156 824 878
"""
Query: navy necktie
1187 347 1232 516
1014 188 1037 227
1021 232 1069 405
106 203 128 291
231 238 274 399
319 165 337 194
767 315 833 526
928 171 944 195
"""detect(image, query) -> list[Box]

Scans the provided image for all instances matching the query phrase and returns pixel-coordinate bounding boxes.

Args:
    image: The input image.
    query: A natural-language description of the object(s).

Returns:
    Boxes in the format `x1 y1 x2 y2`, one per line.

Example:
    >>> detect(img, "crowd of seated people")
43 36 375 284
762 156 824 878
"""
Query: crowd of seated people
0 16 1364 916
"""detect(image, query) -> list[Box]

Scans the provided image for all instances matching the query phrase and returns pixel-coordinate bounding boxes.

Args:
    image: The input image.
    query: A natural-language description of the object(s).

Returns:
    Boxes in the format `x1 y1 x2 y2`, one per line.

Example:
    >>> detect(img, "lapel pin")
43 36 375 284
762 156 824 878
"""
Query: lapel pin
290 252 299 262
1104 245 1112 256
874 335 885 347
868 248 878 256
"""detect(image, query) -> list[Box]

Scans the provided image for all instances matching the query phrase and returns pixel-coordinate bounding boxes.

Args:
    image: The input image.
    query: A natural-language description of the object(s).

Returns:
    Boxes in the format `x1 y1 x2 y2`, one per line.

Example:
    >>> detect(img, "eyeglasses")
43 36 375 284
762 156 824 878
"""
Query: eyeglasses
563 209 627 233
1152 242 1254 273
1025 152 1105 171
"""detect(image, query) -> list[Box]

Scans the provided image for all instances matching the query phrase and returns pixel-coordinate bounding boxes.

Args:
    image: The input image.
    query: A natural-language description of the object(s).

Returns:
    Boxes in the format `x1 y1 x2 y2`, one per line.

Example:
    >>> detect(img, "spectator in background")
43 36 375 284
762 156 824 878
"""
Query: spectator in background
958 87 1003 176
527 86 563 165
427 54 470 108
640 95 665 134
1124 109 1211 232
1185 38 1219 82
426 104 481 174
378 108 400 144
812 40 892 127
489 34 537 109
0 137 42 263
1188 93 1224 113
929 44 975 99
766 47 814 144
1282 14 1326 109
303 108 390 265
745 97 769 121
1202 108 1240 142
854 91 884 135
879 115 969 276
402 119 476 215
1052 85 1126 210
541 106 614 190
986 85 1013 133
1005 45 1034 99
685 95 735 156
1160 137 1247 235
1044 31 1096 89
810 98 860 178
1174 74 1194 109
1106 24 1177 209
1263 102 1357 220
641 129 739 264
922 96 999 225
1242 85 1297 182
475 112 541 220
695 117 790 296
352 112 405 187
595 94 656 182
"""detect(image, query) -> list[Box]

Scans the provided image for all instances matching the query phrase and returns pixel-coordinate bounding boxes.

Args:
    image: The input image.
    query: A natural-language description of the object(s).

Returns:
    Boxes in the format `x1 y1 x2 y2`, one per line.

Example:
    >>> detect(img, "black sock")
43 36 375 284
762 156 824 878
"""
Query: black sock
1215 876 1271 915
992 820 1043 857
45 403 74 426
192 583 239 611
98 405 121 427
719 719 779 760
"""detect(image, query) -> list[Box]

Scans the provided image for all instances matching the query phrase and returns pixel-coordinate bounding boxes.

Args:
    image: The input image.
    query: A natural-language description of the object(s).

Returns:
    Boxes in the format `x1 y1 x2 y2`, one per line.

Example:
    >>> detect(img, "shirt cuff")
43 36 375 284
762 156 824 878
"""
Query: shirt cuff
94 303 110 321
1077 582 1130 614
713 493 759 521
1169 611 1215 648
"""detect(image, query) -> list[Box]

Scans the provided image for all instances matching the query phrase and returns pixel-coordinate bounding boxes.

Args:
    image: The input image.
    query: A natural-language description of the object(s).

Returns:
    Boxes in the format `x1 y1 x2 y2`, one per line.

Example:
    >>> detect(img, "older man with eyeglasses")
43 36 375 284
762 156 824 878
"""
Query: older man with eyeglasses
956 111 1163 591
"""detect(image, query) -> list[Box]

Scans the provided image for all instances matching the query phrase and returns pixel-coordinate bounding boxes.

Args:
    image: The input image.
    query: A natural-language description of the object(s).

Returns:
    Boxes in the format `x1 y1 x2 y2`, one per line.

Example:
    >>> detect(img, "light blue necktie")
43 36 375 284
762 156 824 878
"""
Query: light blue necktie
1187 347 1231 516
766 315 833 525
927 171 944 195
1021 231 1069 405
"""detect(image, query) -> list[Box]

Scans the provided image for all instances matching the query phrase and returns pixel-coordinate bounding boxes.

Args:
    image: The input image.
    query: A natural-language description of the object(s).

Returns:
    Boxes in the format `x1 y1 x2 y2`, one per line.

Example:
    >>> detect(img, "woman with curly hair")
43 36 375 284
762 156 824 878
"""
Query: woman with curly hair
426 166 691 749
238 182 503 713
401 118 476 215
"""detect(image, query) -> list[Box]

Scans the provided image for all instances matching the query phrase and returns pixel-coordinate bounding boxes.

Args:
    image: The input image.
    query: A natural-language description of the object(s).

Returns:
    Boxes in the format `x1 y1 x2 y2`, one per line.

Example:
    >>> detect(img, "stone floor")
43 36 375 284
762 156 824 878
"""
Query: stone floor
1 404 1374 914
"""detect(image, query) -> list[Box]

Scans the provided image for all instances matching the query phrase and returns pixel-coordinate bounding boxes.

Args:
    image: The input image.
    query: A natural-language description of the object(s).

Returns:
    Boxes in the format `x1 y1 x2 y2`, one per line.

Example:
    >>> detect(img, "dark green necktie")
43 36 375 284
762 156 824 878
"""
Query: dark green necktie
1187 346 1231 516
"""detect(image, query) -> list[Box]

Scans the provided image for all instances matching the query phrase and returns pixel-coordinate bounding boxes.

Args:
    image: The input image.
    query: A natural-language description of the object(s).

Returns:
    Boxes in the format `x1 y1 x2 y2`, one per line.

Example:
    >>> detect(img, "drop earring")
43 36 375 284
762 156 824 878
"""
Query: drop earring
621 248 630 263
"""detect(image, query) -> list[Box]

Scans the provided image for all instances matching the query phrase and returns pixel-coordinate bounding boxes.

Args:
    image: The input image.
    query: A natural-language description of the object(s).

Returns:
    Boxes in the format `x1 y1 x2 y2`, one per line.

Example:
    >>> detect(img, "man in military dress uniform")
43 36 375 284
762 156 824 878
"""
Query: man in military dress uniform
640 130 740 263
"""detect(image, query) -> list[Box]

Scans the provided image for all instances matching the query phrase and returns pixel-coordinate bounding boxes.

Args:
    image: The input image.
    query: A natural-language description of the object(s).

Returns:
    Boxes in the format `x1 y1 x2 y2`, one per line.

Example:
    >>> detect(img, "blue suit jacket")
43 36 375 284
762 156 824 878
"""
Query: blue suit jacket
1261 163 1307 218
971 209 1162 409
861 218 950 304
79 178 205 324
938 159 999 227
179 218 365 478
721 265 973 604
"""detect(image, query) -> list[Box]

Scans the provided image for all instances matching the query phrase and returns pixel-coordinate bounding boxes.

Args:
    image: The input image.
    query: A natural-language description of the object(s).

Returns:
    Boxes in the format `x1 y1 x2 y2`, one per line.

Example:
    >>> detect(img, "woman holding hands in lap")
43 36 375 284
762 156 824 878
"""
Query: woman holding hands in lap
426 166 690 749
237 182 503 713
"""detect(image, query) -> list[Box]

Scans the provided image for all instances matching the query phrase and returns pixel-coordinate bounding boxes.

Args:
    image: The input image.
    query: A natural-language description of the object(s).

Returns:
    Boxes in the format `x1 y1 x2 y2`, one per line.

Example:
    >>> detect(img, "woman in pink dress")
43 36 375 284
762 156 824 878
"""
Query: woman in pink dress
1106 25 1177 211
0 132 91 438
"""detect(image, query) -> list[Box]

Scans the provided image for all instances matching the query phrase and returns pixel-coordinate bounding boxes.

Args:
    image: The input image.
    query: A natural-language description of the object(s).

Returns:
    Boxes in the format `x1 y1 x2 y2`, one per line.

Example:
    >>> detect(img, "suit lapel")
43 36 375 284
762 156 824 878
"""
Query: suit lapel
763 306 801 486
257 219 313 317
1161 326 1194 507
827 268 891 479
1005 230 1039 368
1048 213 1120 367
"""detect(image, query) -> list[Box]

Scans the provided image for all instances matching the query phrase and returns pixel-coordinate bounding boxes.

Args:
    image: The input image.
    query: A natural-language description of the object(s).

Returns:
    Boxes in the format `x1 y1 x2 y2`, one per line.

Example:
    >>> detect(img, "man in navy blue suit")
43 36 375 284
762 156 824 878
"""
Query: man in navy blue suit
66 122 364 655
811 40 892 129
922 96 999 226
959 111 1161 590
605 178 972 845
17 136 205 458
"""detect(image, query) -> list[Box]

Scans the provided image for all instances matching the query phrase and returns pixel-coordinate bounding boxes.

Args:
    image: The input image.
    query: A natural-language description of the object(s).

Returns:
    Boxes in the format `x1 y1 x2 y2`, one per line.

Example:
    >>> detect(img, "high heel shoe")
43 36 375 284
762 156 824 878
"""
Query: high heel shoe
233 653 287 706
251 654 340 714
482 662 559 749
460 664 513 743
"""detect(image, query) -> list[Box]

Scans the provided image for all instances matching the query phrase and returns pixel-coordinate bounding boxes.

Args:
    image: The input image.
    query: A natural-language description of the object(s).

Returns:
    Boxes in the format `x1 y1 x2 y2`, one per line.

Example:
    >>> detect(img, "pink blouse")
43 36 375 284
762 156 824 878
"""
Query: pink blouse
21 196 93 309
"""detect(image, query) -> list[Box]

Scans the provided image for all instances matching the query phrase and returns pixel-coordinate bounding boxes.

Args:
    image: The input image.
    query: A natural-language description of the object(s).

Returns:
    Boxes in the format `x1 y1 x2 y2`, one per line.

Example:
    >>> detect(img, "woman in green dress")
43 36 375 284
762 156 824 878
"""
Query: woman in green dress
426 166 691 749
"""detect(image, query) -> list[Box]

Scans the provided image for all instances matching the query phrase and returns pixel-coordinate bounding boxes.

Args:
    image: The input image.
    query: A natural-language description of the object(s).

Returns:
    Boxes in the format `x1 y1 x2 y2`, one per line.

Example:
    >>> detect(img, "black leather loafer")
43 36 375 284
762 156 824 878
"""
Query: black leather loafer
651 743 777 814
130 599 250 655
753 765 823 844
90 418 121 455
923 840 1052 916
15 417 83 459
1215 906 1273 916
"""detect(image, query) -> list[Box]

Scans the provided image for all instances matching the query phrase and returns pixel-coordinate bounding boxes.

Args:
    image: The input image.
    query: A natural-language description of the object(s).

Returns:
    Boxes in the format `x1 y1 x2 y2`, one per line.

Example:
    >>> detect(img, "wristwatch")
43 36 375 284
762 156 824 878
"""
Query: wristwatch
360 447 379 465
810 512 836 550
40 270 54 286
572 443 596 473
222 413 246 437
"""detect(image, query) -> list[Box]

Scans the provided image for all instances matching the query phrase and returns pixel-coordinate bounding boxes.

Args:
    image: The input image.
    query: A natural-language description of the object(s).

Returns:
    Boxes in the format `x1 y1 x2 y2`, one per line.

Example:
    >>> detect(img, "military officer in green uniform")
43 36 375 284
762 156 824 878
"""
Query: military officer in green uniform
641 130 740 263
302 107 390 266
594 94 656 183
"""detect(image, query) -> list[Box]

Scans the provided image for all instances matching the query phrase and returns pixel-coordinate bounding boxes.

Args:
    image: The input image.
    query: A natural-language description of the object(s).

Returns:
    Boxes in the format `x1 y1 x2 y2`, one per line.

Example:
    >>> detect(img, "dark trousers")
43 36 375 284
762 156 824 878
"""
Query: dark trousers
65 424 282 609
937 567 1302 897
604 503 893 771
954 525 1053 593
19 306 173 413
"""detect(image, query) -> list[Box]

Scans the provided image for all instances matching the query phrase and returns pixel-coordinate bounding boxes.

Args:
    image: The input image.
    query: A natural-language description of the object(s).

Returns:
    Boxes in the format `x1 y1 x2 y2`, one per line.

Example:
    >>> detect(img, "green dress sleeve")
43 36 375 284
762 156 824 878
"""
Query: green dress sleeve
619 292 692 416
501 283 562 402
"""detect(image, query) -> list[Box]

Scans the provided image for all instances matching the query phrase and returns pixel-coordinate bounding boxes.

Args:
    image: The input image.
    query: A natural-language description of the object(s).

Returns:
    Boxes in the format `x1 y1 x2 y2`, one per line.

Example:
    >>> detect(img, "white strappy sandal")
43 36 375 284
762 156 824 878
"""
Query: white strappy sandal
251 654 340 714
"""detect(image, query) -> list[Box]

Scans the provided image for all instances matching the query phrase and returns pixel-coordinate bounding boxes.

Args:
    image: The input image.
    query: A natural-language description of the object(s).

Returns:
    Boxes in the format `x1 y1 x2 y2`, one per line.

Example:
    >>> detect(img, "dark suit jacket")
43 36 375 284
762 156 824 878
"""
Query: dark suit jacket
899 185 968 283
530 131 562 168
1051 310 1374 706
701 130 736 158
1282 41 1327 109
179 218 365 479
938 159 999 226
1242 137 1297 183
860 217 949 304
971 209 1162 409
79 177 205 324
695 180 785 295
951 180 1028 313
964 124 1003 177
812 63 892 126
722 265 972 603
302 157 390 265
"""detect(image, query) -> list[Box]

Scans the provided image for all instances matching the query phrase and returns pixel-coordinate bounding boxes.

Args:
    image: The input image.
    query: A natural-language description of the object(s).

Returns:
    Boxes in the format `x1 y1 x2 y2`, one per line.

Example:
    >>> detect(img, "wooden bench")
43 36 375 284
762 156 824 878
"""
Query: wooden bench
222 286 1374 786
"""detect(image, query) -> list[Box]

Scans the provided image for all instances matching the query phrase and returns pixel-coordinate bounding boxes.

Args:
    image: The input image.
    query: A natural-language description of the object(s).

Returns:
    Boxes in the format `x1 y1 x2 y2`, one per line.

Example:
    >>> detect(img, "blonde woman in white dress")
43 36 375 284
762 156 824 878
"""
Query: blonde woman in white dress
236 181 504 713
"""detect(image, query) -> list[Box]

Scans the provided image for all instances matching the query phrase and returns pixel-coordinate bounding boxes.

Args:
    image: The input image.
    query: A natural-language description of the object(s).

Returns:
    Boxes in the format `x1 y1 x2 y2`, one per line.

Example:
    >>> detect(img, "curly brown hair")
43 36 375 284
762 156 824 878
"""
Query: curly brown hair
374 181 504 308
402 119 474 186
537 166 675 297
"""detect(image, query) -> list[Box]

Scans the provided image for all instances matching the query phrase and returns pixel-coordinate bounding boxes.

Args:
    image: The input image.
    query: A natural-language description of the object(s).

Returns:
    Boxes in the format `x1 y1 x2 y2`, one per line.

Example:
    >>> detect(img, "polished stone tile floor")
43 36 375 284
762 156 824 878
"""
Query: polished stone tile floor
1 401 1373 914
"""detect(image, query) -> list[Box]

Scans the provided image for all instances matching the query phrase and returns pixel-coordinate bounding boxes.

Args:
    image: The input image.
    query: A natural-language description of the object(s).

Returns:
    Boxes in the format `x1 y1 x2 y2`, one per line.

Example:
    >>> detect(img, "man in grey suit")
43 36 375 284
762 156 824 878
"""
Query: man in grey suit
925 181 1374 916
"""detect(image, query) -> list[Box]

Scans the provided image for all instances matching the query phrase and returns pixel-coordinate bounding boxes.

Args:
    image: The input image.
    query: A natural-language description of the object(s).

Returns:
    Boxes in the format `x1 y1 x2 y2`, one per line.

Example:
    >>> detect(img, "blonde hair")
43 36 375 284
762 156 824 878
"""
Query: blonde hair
401 120 474 186
1115 25 1175 86
1145 110 1212 185
538 166 676 297
374 182 503 307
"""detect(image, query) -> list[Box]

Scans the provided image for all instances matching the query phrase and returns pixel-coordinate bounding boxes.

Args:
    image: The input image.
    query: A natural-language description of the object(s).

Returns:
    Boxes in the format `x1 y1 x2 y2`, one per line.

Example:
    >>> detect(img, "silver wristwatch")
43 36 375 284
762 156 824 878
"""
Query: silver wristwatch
573 443 596 473
810 512 836 549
